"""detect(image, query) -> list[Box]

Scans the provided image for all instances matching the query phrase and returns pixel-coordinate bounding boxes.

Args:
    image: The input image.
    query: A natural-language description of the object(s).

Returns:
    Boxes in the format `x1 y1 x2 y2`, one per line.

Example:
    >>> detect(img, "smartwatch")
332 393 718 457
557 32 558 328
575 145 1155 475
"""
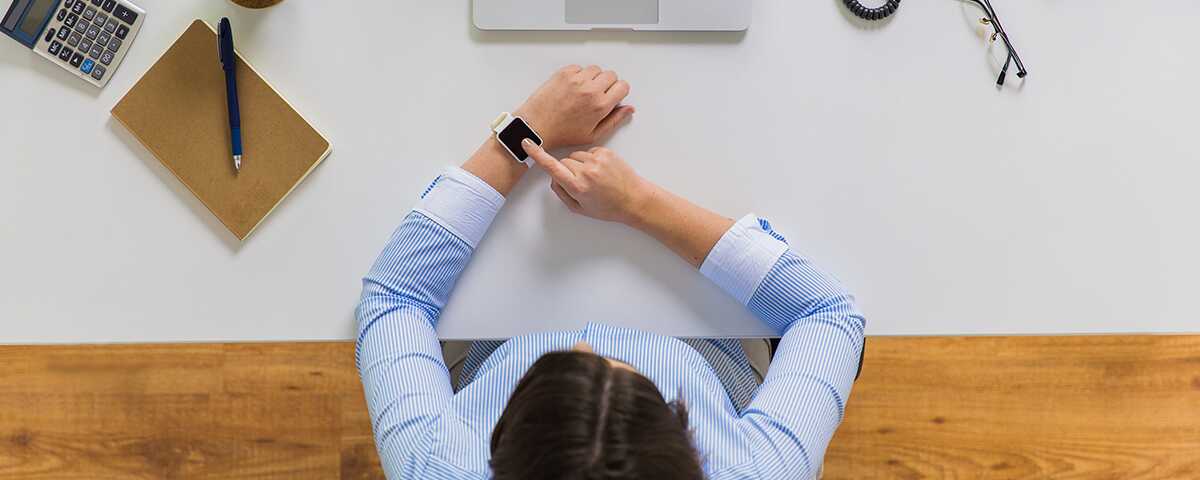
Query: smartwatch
491 112 544 168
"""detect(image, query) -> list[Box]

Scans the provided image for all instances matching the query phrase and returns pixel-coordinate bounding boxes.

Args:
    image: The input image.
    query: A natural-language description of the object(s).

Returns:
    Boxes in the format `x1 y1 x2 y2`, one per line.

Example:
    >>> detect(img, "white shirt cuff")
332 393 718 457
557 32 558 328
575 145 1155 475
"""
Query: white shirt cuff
700 213 790 305
412 166 505 249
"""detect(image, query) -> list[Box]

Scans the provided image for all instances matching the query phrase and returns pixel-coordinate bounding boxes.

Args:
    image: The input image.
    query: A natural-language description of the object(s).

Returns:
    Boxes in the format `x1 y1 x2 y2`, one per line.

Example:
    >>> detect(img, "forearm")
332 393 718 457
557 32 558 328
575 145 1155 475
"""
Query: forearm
355 212 472 472
355 167 506 472
357 169 501 363
738 250 864 476
357 163 506 371
369 138 516 312
626 184 735 268
360 164 505 331
704 219 862 477
462 136 528 197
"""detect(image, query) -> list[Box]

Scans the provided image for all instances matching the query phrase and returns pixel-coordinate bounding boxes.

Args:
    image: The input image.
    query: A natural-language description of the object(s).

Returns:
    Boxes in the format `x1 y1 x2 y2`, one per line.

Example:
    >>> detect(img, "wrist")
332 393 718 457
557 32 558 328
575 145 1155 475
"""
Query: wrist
513 106 557 150
622 181 663 230
462 136 528 197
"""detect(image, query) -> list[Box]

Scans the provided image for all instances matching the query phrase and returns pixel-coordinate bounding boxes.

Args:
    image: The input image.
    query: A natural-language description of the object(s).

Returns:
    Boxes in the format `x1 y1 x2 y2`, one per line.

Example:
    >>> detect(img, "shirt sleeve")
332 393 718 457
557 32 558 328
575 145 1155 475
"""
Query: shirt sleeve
700 214 866 479
355 166 504 478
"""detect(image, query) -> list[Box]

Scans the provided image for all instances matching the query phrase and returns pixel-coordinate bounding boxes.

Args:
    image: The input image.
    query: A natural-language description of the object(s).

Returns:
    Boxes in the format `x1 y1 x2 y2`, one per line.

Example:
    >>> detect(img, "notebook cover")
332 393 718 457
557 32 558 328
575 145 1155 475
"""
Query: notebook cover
112 19 331 241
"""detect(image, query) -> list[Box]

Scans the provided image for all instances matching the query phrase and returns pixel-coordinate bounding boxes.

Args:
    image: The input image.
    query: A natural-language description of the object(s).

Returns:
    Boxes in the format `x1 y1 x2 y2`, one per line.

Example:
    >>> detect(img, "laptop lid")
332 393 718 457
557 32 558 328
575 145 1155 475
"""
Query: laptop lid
474 0 749 32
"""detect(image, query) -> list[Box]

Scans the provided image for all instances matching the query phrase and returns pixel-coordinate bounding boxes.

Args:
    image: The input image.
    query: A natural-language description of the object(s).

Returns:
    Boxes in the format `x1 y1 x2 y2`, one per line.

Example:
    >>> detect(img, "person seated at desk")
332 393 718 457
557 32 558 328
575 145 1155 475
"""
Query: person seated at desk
356 65 865 480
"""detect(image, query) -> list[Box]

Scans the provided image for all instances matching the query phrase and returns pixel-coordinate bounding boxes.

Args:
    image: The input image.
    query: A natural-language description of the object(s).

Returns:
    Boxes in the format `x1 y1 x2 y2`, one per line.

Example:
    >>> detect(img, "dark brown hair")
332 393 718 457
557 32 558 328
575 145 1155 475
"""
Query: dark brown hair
489 351 703 480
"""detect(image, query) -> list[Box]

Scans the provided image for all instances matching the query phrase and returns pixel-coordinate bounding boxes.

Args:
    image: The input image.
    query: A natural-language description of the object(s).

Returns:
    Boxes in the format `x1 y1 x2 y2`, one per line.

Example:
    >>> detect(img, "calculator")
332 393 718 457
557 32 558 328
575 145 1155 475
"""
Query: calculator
2 0 144 88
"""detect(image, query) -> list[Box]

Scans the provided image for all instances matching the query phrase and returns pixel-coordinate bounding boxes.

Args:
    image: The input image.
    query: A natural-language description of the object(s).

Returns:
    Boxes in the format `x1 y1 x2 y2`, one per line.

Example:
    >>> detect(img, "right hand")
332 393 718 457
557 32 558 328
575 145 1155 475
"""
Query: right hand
514 65 636 150
522 140 656 225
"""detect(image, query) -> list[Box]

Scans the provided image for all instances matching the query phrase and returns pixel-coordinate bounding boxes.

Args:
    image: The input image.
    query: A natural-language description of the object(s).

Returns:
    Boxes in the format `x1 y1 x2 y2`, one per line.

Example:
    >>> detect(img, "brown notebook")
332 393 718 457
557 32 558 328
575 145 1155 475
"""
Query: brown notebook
112 20 331 241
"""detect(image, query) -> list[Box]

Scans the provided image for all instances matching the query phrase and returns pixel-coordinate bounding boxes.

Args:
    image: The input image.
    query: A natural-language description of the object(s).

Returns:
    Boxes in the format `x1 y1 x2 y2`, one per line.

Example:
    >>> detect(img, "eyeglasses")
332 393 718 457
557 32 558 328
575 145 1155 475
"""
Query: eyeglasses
966 0 1027 86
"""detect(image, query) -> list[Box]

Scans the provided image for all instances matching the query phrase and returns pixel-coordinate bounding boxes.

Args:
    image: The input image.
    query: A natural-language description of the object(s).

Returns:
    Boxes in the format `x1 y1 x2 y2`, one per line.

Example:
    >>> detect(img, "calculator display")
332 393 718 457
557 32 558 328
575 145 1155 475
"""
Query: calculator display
2 0 28 31
17 0 56 37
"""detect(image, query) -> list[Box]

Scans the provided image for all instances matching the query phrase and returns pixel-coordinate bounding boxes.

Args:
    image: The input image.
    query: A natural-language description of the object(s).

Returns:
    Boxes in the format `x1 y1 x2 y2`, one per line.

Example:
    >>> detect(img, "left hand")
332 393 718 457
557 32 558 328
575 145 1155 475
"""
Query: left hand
514 65 636 150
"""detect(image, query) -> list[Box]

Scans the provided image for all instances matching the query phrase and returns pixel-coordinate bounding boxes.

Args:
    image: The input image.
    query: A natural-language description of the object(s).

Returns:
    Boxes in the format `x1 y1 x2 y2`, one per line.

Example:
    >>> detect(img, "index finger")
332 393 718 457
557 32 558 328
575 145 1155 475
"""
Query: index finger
522 139 581 191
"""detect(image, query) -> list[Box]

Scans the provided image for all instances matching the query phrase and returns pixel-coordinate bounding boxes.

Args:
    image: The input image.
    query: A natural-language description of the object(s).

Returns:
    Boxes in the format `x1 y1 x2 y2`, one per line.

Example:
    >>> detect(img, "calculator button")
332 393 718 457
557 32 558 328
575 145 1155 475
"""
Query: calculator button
106 37 121 52
112 4 138 25
91 65 105 80
97 32 109 46
67 32 80 47
94 13 106 26
114 24 129 39
104 19 117 34
59 47 73 61
57 9 67 21
44 28 55 42
56 27 69 40
64 13 77 28
99 49 114 65
90 43 103 58
64 0 75 8
79 38 92 52
102 0 116 13
70 52 84 67
83 6 95 21
91 0 102 5
71 1 84 14
48 40 62 56
81 58 94 74
85 24 100 39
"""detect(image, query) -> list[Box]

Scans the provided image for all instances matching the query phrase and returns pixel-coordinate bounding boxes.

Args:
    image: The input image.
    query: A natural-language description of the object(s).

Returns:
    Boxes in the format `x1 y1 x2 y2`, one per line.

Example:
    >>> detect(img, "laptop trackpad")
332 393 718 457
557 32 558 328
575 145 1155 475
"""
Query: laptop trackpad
566 0 659 25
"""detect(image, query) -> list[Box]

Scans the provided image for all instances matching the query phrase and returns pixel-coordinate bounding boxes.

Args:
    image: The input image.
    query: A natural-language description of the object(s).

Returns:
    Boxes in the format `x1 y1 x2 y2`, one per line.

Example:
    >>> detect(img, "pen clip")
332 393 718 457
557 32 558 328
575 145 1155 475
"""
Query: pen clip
218 18 233 70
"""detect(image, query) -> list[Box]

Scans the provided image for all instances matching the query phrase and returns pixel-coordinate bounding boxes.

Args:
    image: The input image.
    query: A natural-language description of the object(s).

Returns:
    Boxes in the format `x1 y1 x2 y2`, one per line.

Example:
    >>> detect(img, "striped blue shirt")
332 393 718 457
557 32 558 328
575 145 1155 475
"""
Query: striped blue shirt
357 167 865 479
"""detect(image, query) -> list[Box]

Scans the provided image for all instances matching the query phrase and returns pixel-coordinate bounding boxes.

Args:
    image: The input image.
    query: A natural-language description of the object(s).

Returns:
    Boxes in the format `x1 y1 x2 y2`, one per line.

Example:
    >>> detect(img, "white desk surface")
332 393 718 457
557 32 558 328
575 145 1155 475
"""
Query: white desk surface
2 1 1197 344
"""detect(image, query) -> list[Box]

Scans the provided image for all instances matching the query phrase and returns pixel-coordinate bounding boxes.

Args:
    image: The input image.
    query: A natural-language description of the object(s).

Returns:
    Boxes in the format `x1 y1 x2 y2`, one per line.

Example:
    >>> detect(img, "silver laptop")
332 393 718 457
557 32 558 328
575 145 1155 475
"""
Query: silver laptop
474 0 750 31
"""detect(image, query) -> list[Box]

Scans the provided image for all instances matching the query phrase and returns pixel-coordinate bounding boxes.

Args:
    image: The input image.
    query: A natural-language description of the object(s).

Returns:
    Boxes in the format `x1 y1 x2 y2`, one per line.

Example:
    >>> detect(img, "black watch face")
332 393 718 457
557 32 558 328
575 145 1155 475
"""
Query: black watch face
498 117 542 162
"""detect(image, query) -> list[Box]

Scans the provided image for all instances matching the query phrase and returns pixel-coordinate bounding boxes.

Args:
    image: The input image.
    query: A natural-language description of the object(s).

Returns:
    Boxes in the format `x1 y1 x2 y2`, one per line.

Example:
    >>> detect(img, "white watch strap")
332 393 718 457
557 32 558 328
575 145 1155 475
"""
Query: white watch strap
491 112 515 134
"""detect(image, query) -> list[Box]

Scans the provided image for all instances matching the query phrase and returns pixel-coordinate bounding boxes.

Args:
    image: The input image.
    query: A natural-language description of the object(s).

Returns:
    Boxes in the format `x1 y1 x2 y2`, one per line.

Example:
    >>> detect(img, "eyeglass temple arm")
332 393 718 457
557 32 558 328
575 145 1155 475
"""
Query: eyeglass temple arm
971 0 1028 80
997 52 1012 86
996 31 1027 78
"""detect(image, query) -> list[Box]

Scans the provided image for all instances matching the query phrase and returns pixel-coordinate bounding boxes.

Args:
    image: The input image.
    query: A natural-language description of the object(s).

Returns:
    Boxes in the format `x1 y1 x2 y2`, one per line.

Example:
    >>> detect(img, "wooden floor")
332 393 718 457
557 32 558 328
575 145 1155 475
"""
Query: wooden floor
0 336 1197 479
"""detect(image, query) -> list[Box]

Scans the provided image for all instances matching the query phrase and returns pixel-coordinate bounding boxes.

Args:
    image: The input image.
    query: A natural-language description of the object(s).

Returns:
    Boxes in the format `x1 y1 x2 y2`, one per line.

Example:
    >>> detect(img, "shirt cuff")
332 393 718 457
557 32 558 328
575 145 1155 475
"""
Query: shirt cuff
412 166 505 249
700 213 790 305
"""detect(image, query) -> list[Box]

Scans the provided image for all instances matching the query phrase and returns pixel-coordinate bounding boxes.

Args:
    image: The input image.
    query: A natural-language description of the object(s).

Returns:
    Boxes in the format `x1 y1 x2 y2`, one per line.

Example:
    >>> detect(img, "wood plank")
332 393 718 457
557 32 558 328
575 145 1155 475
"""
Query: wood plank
221 342 360 395
823 336 1200 479
0 344 223 395
0 336 1196 479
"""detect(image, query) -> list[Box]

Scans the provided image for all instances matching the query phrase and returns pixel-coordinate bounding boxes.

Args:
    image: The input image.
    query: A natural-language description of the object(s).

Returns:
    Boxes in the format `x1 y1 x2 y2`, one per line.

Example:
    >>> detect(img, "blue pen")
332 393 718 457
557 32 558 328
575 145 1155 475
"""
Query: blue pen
218 18 243 172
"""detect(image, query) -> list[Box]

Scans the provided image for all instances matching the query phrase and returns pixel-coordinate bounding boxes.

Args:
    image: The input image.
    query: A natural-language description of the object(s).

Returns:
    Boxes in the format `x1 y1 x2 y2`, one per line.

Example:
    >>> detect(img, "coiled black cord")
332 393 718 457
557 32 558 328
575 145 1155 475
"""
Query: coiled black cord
843 0 901 21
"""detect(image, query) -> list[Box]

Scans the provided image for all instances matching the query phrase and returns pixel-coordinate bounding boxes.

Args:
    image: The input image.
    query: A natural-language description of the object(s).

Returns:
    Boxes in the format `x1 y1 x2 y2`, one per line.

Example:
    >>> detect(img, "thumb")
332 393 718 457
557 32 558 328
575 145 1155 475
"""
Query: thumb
522 139 579 190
